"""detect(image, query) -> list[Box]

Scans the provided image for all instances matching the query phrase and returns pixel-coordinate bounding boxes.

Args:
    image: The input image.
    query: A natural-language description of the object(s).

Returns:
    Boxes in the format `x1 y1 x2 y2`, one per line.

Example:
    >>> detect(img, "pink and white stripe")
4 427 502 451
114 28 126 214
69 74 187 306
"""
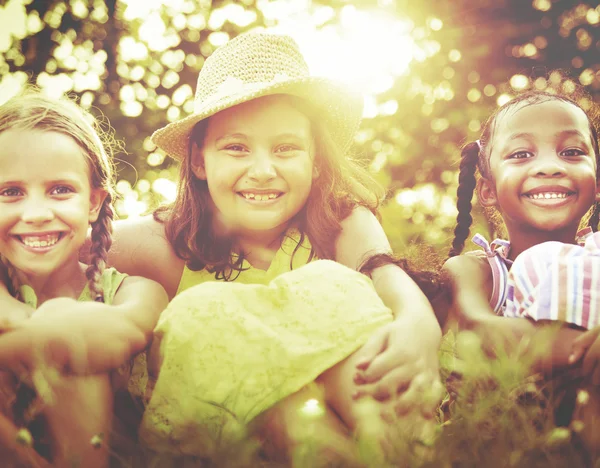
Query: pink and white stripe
504 228 600 329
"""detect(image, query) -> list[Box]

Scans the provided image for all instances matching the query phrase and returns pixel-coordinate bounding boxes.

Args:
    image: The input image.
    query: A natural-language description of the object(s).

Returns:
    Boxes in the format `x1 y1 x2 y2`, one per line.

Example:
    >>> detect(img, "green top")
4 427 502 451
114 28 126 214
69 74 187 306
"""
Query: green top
176 229 314 294
19 267 126 308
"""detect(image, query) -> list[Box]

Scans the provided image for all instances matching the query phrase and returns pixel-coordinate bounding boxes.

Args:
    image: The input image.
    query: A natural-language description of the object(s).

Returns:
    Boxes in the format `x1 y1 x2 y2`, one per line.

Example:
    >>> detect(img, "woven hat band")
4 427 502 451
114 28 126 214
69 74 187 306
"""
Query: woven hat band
194 34 309 105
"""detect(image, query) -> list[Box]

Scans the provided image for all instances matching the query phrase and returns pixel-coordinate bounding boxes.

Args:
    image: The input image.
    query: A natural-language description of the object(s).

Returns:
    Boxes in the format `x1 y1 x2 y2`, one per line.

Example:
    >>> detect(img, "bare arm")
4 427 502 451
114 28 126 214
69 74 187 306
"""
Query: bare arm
336 207 443 411
110 275 169 344
443 254 584 372
107 216 185 299
0 276 168 375
336 206 440 334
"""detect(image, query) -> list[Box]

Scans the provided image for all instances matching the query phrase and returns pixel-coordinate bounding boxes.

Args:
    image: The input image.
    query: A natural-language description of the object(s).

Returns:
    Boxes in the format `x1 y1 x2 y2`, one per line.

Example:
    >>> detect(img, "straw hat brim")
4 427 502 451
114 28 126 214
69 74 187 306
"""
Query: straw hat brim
151 76 363 161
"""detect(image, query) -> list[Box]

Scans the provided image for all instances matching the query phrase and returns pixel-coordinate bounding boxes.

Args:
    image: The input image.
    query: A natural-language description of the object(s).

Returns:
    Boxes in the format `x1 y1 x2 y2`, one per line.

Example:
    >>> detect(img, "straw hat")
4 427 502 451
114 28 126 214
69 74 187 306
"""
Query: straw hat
151 32 363 161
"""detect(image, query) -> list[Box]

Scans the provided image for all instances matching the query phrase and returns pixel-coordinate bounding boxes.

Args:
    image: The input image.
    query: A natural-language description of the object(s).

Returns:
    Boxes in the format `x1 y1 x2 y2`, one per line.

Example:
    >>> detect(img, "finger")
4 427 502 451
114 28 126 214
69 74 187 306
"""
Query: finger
592 363 600 387
581 340 600 377
0 412 50 468
353 368 412 401
569 329 599 364
394 376 440 420
355 330 388 371
359 350 415 384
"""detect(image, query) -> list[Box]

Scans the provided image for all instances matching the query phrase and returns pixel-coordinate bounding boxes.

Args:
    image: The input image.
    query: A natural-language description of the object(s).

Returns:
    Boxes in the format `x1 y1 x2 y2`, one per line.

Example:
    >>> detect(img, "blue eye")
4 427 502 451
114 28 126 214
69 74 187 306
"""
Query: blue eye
276 144 302 156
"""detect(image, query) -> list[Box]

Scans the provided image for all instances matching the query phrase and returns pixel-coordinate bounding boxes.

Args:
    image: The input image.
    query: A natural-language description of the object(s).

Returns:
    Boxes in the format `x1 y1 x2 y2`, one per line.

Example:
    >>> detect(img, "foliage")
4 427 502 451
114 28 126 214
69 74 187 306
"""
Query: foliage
1 0 599 254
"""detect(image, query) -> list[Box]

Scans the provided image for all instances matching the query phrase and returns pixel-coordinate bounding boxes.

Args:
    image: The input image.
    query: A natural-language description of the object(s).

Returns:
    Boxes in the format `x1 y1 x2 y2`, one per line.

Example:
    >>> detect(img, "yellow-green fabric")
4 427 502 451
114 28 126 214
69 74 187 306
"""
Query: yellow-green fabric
175 230 314 294
139 232 394 457
19 267 126 308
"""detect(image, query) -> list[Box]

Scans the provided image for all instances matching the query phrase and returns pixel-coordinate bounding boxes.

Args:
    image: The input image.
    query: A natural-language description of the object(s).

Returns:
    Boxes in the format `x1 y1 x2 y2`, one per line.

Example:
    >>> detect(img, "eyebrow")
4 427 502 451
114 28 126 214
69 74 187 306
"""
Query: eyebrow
0 177 84 186
506 130 588 141
214 133 248 144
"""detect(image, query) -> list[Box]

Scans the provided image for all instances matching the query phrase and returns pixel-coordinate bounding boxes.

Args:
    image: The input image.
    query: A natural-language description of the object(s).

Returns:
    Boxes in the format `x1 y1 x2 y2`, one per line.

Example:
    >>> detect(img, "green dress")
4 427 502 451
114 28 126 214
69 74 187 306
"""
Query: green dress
20 267 126 307
139 231 393 457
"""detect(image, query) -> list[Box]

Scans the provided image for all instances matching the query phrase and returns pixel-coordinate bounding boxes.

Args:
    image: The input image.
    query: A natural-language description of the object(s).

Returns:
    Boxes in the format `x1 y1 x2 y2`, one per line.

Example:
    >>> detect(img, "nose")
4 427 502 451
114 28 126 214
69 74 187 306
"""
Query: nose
530 153 566 177
247 151 277 182
21 198 54 225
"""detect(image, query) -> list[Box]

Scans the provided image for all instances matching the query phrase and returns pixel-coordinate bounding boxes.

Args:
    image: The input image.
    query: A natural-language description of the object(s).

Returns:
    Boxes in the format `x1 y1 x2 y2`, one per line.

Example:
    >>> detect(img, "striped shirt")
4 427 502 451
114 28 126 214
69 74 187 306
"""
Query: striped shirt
504 227 599 329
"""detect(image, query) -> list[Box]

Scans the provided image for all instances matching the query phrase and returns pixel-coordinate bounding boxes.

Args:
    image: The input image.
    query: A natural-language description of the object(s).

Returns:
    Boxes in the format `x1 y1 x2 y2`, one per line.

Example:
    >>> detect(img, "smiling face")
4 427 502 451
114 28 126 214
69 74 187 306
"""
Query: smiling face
191 95 316 239
0 129 104 280
479 99 598 239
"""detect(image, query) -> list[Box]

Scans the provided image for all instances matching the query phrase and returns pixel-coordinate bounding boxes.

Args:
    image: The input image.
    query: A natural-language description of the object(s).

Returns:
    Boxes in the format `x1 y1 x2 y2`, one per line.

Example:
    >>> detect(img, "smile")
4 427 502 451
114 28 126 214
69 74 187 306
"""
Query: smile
525 192 572 200
14 232 64 250
238 191 283 201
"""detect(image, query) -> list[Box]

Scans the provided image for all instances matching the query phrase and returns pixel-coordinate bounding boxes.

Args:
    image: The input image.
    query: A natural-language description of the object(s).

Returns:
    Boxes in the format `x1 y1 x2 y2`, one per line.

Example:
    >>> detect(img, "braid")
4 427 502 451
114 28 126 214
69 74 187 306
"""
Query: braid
358 252 451 304
85 195 114 302
1 257 23 301
588 201 600 232
449 142 481 257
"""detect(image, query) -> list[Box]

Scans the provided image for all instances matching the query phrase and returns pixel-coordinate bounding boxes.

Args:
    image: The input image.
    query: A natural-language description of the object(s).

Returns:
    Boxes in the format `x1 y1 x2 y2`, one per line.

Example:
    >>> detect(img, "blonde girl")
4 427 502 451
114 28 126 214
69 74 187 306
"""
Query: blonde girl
0 91 167 467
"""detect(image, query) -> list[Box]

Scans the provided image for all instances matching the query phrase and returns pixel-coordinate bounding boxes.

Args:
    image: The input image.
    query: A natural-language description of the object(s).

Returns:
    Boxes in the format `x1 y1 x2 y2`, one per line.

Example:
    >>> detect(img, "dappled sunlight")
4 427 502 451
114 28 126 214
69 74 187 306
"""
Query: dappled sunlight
0 0 599 233
267 4 420 100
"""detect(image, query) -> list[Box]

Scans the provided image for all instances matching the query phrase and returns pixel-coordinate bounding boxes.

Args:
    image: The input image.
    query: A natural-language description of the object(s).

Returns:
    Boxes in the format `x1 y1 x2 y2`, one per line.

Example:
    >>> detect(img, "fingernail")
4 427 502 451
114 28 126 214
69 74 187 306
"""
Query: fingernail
568 354 576 364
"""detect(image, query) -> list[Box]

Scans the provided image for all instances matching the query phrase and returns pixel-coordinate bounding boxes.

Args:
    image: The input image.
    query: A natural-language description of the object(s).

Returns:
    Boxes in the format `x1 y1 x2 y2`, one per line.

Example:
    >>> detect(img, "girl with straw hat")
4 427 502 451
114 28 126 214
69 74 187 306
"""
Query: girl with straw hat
118 31 443 461
1 32 444 461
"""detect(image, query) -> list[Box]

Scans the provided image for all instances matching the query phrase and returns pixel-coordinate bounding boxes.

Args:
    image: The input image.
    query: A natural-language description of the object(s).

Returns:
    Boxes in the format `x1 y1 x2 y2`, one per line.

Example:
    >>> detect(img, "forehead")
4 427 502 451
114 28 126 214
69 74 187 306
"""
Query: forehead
494 99 592 140
205 95 312 138
0 128 89 177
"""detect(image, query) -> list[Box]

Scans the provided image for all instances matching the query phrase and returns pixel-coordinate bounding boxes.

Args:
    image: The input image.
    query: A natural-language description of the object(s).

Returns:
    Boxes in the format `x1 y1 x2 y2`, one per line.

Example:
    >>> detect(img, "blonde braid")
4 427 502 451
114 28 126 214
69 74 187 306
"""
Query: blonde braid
85 195 114 302
1 257 23 302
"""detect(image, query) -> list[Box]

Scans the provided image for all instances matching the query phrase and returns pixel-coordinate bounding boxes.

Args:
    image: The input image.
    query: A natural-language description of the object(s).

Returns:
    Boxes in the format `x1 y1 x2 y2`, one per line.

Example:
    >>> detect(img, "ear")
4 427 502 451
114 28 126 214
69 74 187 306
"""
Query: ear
312 164 320 180
89 189 108 223
190 142 207 180
476 177 498 208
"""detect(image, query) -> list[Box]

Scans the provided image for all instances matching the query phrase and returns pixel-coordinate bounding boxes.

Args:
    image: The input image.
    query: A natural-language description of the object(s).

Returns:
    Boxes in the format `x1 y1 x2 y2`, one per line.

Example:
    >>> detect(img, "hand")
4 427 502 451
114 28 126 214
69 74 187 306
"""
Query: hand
469 314 535 359
0 298 146 377
569 326 600 385
351 318 443 419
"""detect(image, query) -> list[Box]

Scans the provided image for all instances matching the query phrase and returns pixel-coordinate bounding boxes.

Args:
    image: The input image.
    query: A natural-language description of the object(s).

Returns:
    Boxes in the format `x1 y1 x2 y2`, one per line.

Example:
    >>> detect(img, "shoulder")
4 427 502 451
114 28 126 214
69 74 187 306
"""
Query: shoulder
443 254 490 279
335 206 390 270
113 274 168 303
110 216 184 299
443 254 493 297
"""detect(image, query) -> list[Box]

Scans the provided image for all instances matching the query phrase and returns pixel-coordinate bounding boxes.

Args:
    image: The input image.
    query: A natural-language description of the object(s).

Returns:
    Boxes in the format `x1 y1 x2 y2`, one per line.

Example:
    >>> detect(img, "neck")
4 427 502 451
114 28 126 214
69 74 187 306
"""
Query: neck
235 226 290 271
504 223 581 260
20 260 88 305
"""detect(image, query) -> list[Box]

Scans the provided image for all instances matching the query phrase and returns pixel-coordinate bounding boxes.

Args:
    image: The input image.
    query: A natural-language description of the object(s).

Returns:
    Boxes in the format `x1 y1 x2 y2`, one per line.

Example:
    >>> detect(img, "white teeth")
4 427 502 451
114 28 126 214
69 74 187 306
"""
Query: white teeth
21 234 60 248
242 193 279 201
528 192 568 200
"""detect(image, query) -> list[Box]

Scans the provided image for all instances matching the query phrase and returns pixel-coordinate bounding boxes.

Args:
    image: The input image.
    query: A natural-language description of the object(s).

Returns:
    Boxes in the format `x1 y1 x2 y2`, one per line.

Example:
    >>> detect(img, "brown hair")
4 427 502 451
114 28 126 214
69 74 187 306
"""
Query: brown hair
0 89 116 301
155 95 385 279
448 84 600 258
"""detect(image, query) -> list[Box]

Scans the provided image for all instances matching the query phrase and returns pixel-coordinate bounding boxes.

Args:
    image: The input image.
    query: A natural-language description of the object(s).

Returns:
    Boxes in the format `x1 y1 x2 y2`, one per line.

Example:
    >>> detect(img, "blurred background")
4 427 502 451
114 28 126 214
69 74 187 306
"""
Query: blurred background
1 0 599 256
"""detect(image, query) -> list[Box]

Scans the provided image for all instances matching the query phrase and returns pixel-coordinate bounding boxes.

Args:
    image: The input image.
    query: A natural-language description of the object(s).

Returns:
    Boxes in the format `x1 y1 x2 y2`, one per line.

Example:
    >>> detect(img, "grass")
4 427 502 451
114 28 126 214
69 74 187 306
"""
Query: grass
7 330 600 468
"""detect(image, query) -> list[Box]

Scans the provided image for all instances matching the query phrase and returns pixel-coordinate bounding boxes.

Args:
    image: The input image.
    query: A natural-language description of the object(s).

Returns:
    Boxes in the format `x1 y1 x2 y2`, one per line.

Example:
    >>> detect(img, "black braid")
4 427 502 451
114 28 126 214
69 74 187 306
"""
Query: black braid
588 201 600 232
359 252 451 304
449 142 481 257
85 196 114 302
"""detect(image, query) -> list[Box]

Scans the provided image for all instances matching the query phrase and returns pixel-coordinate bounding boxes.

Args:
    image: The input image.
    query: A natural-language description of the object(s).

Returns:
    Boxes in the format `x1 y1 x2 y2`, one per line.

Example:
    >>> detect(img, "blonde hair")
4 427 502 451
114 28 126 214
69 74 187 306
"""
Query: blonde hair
0 89 116 301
